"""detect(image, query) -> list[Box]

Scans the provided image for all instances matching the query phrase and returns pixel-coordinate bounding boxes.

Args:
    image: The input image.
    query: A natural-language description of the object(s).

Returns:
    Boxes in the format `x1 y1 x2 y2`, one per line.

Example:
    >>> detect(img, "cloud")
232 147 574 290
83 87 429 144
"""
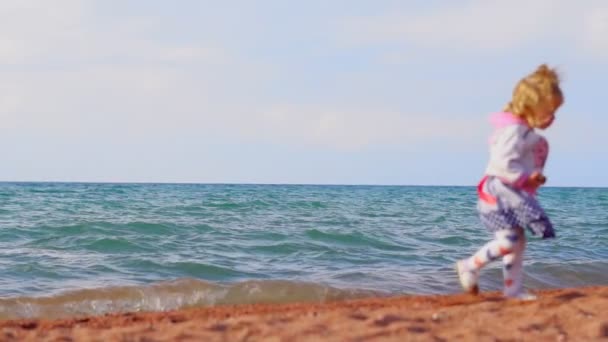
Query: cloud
338 1 608 59
0 2 483 151
0 1 604 155
226 104 486 150
0 1 263 138
582 8 608 58
0 0 85 64
0 0 229 65
0 65 237 138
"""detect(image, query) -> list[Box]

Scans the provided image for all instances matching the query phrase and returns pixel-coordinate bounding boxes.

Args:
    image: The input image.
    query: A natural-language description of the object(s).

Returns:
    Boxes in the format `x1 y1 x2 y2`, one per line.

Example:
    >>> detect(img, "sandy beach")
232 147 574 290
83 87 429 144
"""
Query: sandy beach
1 286 606 341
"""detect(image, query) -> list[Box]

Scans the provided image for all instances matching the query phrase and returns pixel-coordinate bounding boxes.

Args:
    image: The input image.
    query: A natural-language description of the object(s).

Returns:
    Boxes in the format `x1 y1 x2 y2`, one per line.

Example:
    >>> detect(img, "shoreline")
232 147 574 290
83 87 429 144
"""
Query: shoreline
1 286 607 341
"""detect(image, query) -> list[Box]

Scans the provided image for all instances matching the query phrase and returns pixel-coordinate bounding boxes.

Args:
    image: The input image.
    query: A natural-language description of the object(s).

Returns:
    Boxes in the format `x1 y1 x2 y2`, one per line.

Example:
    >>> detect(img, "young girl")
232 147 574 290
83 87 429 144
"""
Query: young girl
456 64 564 300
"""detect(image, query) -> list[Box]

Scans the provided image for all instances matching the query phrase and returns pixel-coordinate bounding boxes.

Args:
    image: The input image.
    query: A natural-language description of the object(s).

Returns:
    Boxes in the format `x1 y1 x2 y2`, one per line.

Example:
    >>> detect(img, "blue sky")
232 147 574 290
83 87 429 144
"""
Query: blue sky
1 1 607 186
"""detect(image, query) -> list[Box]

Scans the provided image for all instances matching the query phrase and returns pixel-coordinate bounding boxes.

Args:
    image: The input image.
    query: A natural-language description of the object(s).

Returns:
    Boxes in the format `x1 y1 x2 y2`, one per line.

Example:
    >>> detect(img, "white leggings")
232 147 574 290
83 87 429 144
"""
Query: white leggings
465 227 526 296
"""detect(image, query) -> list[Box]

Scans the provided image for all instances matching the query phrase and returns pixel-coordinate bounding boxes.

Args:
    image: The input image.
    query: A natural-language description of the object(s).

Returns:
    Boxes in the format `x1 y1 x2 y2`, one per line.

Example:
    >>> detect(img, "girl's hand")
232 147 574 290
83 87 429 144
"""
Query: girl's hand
525 171 546 188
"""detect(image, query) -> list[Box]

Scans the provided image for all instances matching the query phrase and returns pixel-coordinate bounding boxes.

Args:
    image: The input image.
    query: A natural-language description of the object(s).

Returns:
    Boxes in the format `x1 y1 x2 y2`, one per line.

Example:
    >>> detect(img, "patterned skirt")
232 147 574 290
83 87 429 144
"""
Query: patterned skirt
477 176 555 239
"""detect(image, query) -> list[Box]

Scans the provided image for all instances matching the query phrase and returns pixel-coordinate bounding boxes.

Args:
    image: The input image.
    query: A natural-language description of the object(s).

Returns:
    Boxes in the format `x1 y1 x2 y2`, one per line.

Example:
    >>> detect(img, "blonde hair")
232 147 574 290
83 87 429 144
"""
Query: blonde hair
504 64 563 127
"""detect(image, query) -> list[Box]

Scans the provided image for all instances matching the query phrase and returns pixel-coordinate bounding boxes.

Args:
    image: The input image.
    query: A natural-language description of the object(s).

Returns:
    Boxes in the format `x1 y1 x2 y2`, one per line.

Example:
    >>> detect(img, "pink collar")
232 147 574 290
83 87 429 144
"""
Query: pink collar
489 112 529 128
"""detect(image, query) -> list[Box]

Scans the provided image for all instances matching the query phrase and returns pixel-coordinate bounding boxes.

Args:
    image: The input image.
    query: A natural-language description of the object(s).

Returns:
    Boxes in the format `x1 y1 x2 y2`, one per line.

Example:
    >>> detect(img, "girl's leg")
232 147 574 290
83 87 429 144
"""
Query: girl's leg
457 228 522 294
501 227 533 299
466 228 521 270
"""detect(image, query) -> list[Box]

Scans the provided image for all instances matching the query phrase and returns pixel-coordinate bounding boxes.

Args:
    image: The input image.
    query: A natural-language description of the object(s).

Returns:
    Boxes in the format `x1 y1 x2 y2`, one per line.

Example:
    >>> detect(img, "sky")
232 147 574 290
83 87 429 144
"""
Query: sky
1 0 607 186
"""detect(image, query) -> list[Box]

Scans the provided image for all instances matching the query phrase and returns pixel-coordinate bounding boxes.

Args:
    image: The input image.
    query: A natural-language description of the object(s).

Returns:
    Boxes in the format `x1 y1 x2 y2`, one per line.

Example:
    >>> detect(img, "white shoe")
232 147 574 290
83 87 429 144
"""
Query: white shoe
456 260 479 295
505 291 537 301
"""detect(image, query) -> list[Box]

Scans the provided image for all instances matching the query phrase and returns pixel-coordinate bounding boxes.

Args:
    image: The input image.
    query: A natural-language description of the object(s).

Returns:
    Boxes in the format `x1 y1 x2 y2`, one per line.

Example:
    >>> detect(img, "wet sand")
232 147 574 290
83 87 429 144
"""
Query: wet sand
1 286 607 341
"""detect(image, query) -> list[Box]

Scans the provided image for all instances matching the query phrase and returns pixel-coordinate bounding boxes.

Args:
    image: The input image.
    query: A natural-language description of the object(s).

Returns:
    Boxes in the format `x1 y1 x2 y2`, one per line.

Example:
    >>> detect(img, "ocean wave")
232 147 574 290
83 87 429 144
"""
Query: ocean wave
0 279 383 320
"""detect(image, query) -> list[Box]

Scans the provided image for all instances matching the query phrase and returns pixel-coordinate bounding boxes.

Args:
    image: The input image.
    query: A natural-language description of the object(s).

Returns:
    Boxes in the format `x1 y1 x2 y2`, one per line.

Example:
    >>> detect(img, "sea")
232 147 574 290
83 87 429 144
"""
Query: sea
0 182 606 319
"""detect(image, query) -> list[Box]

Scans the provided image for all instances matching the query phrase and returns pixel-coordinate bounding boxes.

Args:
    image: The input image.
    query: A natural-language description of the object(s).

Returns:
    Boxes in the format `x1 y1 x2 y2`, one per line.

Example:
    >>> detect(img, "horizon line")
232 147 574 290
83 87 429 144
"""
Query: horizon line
0 180 604 189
